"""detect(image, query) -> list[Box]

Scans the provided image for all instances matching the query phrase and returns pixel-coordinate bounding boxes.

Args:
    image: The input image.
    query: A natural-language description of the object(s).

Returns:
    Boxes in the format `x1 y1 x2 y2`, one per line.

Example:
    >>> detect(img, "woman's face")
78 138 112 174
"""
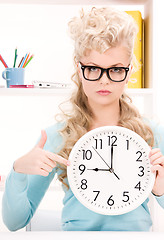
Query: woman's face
78 45 132 109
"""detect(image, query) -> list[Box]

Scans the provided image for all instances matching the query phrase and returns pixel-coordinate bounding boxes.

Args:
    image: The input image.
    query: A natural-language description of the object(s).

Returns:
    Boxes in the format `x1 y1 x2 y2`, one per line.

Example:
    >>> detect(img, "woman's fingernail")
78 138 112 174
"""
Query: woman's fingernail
67 160 70 166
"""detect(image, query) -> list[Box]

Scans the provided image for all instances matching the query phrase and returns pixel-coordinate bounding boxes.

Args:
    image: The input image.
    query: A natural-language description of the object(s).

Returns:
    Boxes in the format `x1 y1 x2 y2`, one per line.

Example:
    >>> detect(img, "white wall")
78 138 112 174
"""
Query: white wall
152 0 164 124
0 4 75 85
0 2 144 178
0 4 143 86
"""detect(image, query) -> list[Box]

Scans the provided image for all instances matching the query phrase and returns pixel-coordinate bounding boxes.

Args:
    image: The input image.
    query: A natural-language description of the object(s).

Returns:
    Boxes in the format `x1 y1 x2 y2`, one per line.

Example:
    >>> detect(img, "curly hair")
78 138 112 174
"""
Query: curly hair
55 7 154 188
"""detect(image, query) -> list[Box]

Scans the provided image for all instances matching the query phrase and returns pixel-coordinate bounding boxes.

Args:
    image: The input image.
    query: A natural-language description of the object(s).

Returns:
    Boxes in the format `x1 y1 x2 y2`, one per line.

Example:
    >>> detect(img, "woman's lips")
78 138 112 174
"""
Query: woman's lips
96 90 111 96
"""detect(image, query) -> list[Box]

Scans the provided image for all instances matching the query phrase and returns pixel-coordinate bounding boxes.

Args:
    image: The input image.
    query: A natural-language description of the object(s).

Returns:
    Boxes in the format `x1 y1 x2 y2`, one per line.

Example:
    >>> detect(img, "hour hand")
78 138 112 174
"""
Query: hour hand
87 168 110 172
87 168 120 180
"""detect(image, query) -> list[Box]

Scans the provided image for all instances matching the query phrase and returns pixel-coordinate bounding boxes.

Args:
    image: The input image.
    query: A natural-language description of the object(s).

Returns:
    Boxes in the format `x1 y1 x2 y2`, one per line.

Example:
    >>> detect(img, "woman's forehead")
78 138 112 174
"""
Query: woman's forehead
80 46 130 67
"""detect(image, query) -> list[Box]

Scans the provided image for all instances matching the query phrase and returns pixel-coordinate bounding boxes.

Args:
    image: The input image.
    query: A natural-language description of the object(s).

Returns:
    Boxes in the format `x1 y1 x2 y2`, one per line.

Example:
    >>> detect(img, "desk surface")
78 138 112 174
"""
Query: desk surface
0 232 164 240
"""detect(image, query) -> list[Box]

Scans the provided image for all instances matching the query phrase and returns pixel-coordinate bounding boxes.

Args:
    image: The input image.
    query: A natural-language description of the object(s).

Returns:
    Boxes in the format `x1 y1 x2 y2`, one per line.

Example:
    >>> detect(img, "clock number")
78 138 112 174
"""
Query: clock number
136 151 142 162
93 191 100 201
138 166 144 177
108 136 117 146
107 195 114 206
79 164 86 175
95 139 103 149
81 179 87 190
126 140 129 150
82 150 92 160
122 191 130 202
134 181 141 191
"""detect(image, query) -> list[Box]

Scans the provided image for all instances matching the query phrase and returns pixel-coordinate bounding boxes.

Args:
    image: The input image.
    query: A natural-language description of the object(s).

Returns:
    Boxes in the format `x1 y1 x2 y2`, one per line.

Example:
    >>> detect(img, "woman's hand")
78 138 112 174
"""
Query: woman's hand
13 130 70 177
149 148 164 196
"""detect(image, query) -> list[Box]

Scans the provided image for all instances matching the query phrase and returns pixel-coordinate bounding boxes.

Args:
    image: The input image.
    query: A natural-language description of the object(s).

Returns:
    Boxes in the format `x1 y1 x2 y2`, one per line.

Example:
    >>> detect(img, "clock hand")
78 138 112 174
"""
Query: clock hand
92 146 120 180
109 143 120 180
87 167 120 180
92 146 111 169
109 168 120 180
87 168 111 172
111 144 113 170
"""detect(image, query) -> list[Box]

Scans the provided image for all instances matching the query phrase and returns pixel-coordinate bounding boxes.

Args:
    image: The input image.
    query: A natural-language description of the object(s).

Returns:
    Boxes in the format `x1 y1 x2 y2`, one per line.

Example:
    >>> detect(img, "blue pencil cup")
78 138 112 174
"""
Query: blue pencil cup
2 68 25 88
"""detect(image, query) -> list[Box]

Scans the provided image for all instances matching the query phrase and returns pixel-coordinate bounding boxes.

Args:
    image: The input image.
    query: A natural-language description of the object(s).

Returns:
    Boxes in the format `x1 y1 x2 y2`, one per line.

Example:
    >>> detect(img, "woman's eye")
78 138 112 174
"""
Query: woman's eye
111 67 123 73
88 67 98 72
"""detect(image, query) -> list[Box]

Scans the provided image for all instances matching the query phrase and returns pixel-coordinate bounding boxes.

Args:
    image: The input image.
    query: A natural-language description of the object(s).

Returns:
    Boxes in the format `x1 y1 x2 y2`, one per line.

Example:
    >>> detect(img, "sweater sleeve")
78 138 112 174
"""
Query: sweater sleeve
2 168 55 231
155 195 164 209
2 123 64 231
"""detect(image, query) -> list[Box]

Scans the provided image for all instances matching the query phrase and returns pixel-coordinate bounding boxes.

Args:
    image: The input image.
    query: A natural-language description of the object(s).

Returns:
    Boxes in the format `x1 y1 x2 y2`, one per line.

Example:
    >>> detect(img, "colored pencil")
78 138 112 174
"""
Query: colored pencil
0 54 8 68
20 53 27 68
24 55 34 68
22 53 30 68
18 57 24 68
13 48 17 67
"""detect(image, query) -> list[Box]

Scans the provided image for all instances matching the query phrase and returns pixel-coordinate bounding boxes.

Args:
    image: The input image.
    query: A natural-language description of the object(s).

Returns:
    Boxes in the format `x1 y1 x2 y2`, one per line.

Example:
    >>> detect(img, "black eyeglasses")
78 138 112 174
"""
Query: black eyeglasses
79 62 130 82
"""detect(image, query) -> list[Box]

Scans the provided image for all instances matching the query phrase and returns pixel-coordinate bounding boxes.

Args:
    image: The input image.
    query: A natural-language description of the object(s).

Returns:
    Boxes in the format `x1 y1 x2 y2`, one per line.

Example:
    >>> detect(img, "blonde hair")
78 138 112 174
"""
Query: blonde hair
56 7 154 188
69 7 138 61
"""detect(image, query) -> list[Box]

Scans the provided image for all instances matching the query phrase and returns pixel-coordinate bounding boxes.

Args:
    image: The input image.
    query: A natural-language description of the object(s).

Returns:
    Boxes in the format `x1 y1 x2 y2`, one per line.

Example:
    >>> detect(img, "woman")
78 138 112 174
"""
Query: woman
2 7 164 231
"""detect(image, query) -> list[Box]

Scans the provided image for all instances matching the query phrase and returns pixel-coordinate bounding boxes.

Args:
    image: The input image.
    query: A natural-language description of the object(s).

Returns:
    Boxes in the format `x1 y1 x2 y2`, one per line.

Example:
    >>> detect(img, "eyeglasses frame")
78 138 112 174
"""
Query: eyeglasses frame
79 62 130 82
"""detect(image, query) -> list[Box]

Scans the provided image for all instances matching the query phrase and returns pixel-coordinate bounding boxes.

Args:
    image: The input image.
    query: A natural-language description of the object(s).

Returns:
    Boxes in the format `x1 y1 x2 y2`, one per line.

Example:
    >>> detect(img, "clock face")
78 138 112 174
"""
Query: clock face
67 126 155 215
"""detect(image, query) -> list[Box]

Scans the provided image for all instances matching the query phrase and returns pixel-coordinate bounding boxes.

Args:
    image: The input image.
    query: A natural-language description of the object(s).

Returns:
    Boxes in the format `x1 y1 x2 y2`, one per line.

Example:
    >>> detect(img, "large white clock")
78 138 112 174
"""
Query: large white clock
67 126 155 215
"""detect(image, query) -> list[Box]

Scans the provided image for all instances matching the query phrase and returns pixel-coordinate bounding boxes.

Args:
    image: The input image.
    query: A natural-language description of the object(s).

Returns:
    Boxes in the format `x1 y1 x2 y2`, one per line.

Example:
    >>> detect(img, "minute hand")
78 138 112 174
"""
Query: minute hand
111 145 113 170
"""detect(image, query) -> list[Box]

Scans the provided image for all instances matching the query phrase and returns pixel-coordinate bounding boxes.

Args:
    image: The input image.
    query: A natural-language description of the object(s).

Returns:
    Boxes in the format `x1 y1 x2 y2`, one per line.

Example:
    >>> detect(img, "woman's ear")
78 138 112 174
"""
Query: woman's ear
77 62 80 73
77 62 82 81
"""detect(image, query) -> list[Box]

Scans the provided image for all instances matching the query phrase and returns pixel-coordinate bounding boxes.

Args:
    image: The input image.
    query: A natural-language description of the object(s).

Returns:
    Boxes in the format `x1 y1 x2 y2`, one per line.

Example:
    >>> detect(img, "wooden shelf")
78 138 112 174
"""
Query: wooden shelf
0 87 72 96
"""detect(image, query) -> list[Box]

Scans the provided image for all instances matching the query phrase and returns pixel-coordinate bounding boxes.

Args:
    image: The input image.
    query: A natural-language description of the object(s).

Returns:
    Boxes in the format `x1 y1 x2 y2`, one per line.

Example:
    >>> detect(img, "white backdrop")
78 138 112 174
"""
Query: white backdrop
0 3 144 174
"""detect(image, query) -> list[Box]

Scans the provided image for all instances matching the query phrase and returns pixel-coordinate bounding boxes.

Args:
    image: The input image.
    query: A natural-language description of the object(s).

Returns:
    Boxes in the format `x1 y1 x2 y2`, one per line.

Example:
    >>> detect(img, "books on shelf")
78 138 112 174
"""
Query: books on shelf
126 11 143 88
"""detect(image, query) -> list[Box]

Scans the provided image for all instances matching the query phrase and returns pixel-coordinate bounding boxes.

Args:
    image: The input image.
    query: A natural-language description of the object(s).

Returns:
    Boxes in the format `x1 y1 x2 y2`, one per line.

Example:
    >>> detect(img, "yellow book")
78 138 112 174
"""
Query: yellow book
126 11 143 88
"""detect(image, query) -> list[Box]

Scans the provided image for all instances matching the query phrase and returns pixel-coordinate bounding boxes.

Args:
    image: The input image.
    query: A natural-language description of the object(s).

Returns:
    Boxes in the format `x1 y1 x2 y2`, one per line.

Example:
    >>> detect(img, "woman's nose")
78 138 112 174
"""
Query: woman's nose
99 71 110 84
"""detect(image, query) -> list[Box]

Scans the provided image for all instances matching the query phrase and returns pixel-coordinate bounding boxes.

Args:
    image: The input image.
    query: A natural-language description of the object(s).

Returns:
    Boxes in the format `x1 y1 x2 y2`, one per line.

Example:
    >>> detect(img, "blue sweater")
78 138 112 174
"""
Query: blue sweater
2 122 164 231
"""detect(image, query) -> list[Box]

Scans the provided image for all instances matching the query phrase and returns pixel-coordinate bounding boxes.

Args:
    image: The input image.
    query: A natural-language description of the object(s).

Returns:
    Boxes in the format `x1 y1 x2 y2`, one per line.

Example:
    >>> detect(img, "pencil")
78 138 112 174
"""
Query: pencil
20 54 27 68
13 48 17 68
24 55 34 68
0 54 8 68
22 53 30 68
18 57 24 68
